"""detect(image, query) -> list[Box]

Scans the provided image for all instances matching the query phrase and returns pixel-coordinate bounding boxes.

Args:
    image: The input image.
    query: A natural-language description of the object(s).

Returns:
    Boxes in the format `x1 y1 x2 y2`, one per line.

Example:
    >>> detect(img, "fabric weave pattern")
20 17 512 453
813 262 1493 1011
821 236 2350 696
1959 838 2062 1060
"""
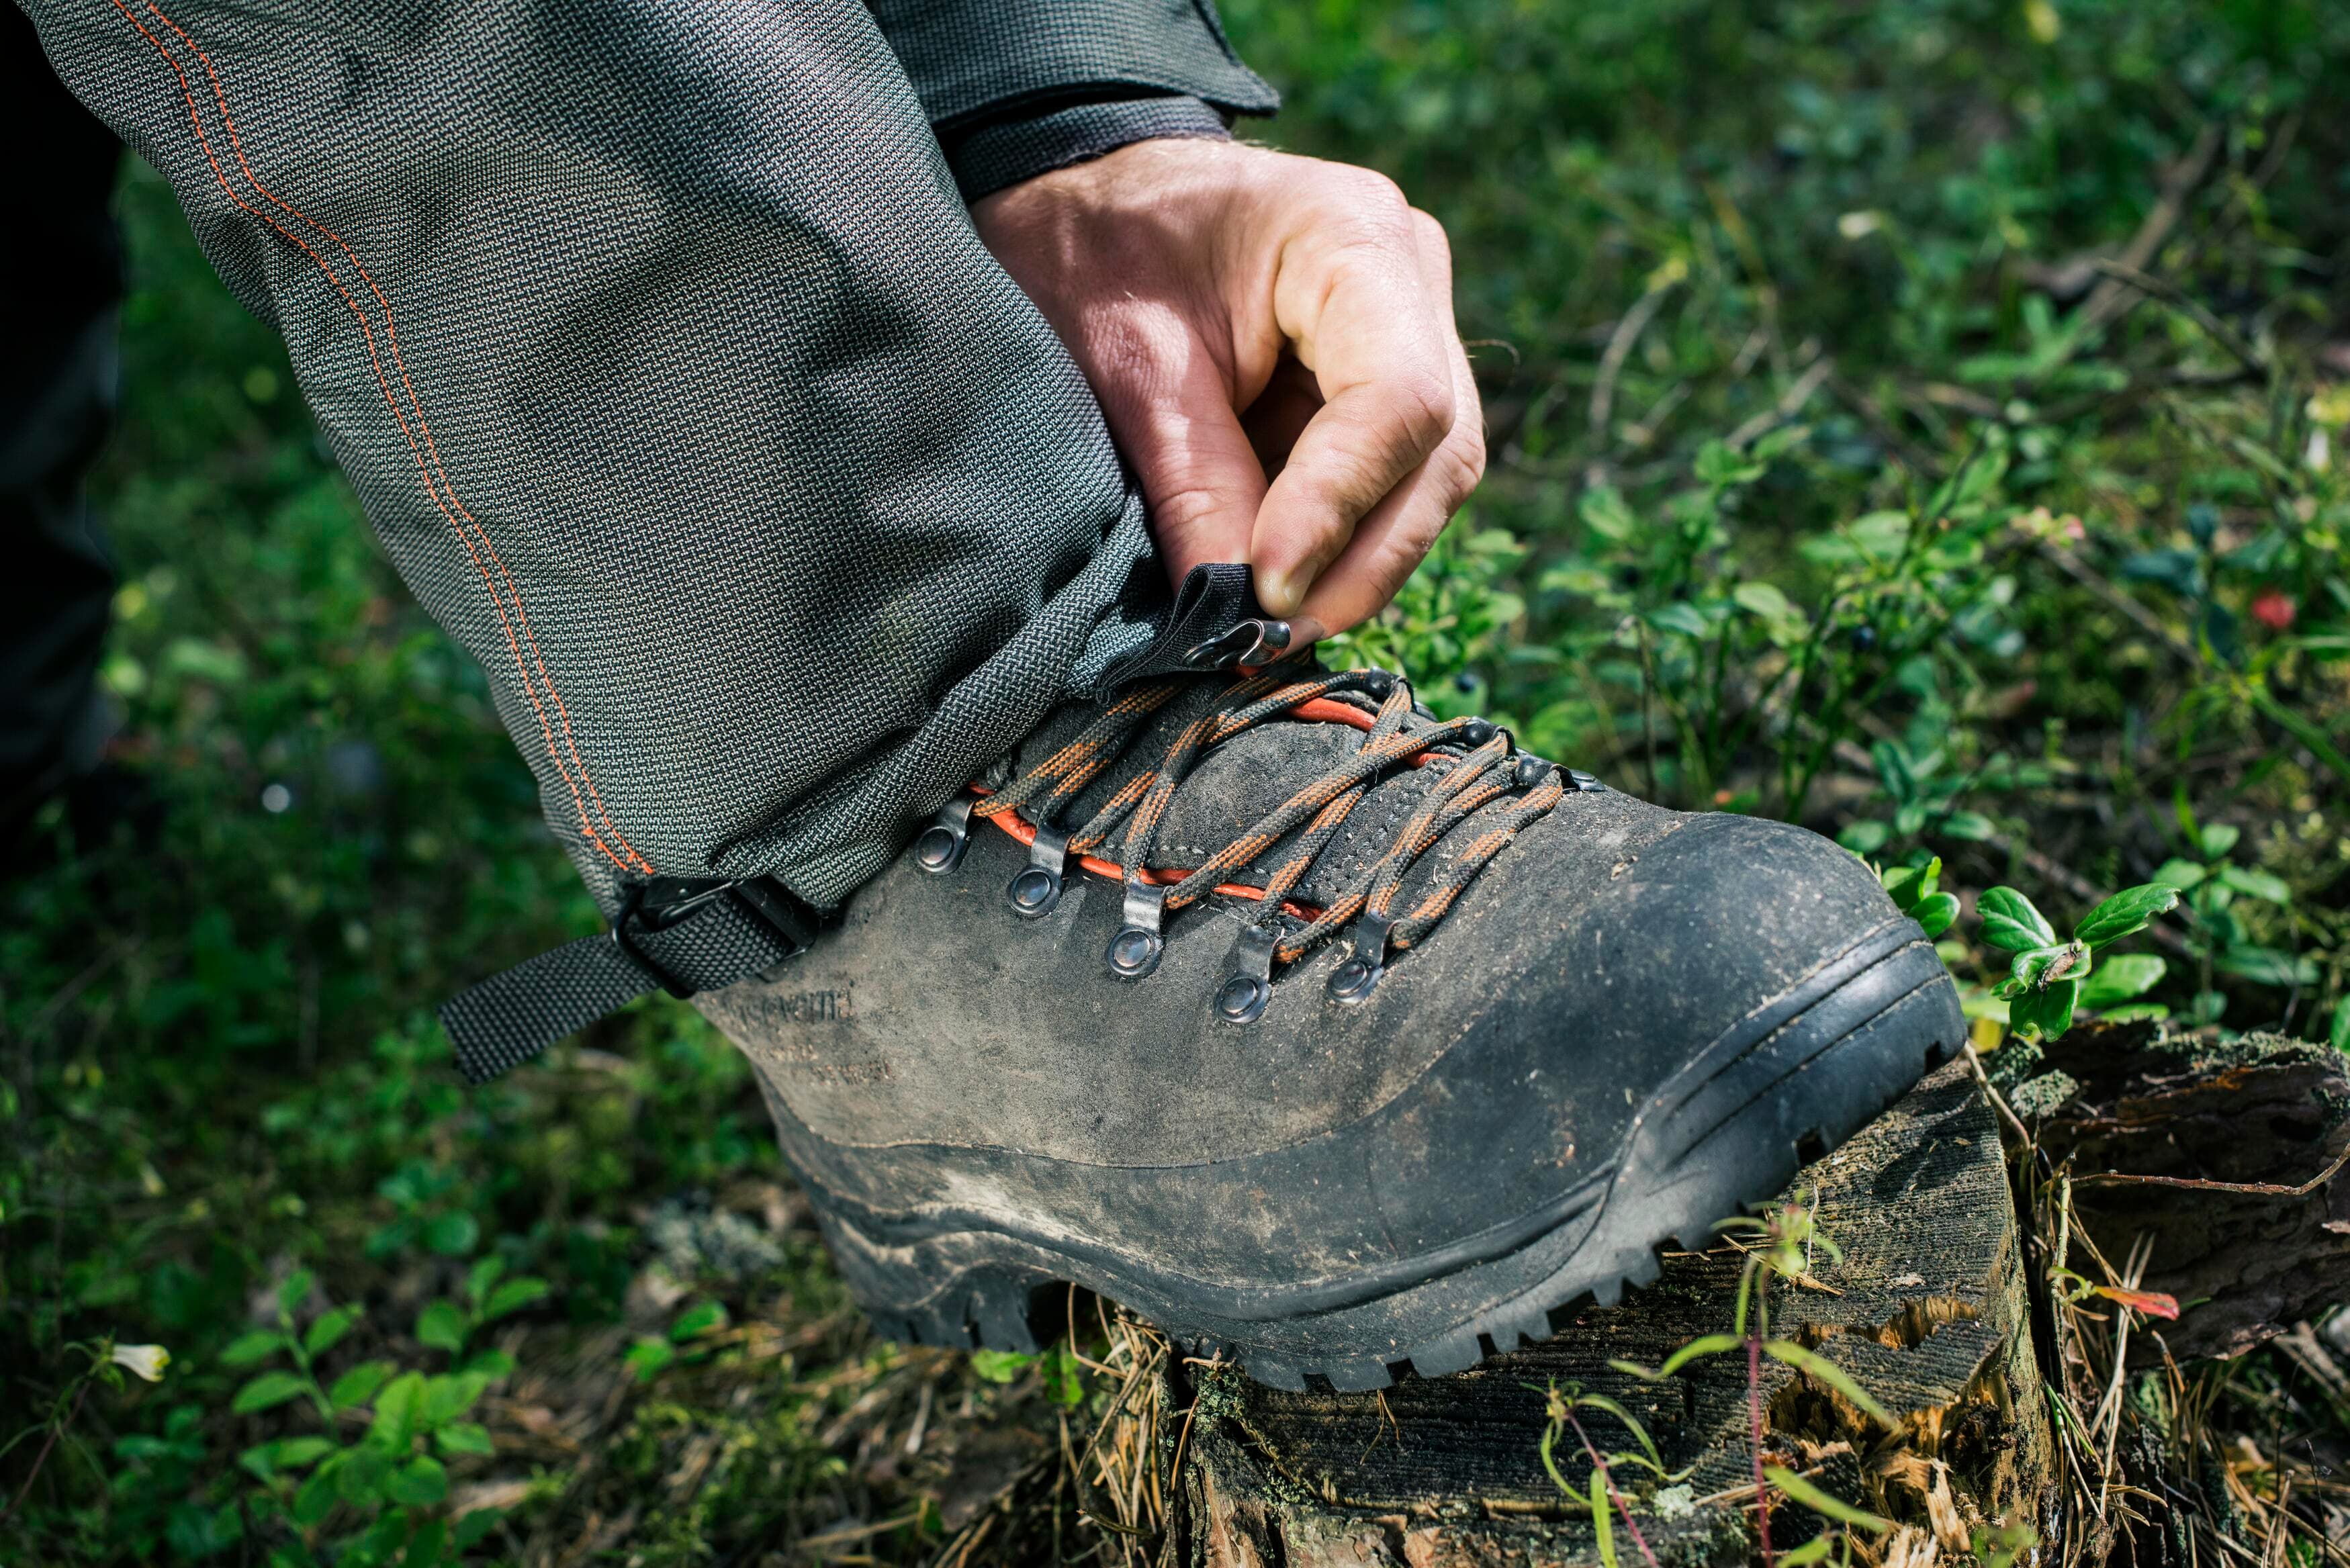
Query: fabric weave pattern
19 0 1270 910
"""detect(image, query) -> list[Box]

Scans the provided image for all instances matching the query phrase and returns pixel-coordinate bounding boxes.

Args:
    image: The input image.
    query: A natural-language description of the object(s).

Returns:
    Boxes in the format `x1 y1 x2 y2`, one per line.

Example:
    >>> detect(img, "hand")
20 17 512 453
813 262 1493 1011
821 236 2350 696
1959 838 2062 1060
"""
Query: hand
973 138 1484 642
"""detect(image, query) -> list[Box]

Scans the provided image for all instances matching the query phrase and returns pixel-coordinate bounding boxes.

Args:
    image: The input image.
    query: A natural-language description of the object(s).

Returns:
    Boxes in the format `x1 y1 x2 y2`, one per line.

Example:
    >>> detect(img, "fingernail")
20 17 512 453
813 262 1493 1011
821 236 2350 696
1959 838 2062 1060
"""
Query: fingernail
1258 571 1296 616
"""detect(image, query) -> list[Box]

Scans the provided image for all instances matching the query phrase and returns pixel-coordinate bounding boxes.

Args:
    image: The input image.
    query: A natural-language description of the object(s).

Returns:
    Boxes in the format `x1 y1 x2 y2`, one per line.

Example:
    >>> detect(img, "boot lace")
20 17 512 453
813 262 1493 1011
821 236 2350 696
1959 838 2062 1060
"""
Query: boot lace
921 663 1597 1015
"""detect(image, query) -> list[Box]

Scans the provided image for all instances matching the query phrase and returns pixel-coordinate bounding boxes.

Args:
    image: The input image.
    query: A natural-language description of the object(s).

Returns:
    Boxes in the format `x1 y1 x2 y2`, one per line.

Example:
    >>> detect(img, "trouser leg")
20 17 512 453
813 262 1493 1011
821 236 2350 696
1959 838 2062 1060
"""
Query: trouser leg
19 0 1172 910
1 6 124 827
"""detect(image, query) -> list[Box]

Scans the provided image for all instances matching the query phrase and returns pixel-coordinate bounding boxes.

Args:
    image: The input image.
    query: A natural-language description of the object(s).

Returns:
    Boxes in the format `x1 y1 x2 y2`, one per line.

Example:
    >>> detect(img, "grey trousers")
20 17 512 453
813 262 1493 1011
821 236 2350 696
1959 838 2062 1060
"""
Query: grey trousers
18 0 1273 910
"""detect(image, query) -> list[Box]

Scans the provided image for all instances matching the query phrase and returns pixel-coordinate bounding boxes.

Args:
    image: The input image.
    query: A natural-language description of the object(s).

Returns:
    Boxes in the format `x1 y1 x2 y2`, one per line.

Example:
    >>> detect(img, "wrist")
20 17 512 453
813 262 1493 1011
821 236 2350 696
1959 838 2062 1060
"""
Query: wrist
943 93 1234 204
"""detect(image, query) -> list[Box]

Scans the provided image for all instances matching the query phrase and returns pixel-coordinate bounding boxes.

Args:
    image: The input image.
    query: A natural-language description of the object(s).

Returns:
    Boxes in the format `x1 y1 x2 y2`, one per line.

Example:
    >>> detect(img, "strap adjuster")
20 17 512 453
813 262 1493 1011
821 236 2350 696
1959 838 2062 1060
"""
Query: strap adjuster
613 876 818 999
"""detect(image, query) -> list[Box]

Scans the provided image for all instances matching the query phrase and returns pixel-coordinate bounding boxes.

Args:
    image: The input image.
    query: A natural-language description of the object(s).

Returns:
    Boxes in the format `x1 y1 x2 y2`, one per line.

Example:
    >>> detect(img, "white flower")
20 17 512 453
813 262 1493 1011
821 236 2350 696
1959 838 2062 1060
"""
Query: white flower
111 1343 171 1383
1836 211 1883 241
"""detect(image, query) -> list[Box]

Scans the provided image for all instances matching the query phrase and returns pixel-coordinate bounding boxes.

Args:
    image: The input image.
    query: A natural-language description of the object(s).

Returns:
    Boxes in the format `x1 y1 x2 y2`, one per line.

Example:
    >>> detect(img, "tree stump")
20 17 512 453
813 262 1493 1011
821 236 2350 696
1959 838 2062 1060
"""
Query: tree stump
1178 1062 2050 1566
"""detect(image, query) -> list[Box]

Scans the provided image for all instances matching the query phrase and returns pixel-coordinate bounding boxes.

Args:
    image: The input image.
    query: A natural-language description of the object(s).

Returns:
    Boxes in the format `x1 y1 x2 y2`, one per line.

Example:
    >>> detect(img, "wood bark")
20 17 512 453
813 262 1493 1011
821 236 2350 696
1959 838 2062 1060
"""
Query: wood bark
1179 1063 2052 1566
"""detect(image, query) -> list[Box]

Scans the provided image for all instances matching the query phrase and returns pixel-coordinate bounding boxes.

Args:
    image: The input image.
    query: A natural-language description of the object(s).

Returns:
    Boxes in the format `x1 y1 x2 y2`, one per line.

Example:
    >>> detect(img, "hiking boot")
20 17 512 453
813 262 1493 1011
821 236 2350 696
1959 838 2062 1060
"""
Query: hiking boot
690 659 1964 1389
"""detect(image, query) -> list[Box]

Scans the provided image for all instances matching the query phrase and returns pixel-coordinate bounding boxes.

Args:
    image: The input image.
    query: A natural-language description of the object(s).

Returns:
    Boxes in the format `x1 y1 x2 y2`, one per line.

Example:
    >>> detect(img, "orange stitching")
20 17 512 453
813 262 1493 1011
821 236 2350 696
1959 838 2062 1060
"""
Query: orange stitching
118 1 651 875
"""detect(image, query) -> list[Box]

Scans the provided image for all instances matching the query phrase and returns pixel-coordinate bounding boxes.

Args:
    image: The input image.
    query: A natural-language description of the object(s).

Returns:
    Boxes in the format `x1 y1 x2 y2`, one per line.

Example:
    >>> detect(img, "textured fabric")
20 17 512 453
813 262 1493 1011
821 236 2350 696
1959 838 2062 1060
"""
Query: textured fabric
868 0 1275 130
944 92 1230 203
1 4 123 818
17 0 1280 913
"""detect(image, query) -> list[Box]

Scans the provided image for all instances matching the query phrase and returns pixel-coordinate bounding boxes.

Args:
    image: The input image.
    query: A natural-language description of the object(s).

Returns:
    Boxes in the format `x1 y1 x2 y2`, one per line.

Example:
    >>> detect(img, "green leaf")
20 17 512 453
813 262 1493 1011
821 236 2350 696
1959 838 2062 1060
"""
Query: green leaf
415 1300 467 1355
2008 942 2089 990
334 1444 391 1502
292 1459 343 1526
1580 486 1638 543
464 1256 506 1309
1761 1340 1895 1426
220 1330 290 1368
453 1508 503 1551
1838 820 1891 855
2095 1003 2170 1023
1733 582 1798 622
1939 810 1996 841
304 1305 360 1358
422 1211 480 1258
276 1269 316 1322
1778 1536 1838 1567
2151 858 2206 890
241 1435 338 1481
386 1455 448 1507
2200 823 2241 858
2217 864 2293 905
623 1338 677 1383
483 1277 549 1322
670 1299 729 1342
367 1371 426 1450
461 1348 517 1381
1653 1332 1744 1379
1977 887 2056 952
434 1422 494 1457
327 1361 396 1411
232 1370 311 1416
2079 955 2165 1011
2216 947 2318 988
421 1371 490 1427
1645 602 1710 639
1912 892 1959 939
1764 1465 1892 1532
2333 1000 2350 1056
1590 1467 1616 1568
2074 884 2181 948
2009 978 2081 1043
968 1349 1033 1384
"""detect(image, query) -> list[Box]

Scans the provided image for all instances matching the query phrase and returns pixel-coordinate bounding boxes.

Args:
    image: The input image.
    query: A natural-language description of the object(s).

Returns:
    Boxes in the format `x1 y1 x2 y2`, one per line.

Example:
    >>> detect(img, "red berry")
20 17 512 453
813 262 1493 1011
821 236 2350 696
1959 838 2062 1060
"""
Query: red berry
2251 590 2296 631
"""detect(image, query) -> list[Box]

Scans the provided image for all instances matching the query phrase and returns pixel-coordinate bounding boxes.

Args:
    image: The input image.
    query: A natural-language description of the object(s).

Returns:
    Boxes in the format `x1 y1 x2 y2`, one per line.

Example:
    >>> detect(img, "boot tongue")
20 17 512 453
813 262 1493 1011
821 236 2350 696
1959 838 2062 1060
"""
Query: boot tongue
1007 671 1449 906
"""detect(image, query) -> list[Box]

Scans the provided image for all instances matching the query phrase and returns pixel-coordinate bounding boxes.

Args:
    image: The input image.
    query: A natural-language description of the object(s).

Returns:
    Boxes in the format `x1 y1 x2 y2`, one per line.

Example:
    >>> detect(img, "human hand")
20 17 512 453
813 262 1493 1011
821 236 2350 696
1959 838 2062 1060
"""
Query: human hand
972 138 1484 643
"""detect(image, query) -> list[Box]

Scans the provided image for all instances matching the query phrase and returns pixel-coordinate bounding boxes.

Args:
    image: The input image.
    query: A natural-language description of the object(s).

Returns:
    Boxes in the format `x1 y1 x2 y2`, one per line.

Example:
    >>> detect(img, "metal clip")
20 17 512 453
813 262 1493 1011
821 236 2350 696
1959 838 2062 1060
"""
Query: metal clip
1105 878 1168 980
911 797 976 875
1325 912 1394 1005
1214 921 1279 1024
1184 618 1293 670
1006 826 1069 919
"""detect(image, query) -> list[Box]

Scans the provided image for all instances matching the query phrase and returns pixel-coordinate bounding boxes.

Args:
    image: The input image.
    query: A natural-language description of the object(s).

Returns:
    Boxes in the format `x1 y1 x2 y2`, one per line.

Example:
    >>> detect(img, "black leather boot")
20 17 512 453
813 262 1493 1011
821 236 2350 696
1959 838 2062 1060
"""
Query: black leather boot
696 661 1964 1389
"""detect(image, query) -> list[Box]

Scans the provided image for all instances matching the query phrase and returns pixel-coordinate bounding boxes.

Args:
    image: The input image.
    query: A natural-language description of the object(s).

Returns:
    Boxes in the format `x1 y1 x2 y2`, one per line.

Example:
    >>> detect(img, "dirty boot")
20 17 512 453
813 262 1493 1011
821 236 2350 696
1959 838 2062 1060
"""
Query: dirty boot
689 659 1964 1389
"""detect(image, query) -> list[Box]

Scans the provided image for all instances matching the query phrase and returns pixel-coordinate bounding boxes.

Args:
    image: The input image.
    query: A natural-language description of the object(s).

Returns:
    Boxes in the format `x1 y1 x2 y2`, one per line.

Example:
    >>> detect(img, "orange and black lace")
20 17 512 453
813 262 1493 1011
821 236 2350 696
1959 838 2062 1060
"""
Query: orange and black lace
948 662 1592 1019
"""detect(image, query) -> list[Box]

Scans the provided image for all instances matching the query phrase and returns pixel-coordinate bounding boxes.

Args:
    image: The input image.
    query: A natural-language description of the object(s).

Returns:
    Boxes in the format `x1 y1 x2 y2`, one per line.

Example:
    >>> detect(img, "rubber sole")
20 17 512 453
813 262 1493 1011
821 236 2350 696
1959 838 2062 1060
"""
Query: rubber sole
807 925 1964 1390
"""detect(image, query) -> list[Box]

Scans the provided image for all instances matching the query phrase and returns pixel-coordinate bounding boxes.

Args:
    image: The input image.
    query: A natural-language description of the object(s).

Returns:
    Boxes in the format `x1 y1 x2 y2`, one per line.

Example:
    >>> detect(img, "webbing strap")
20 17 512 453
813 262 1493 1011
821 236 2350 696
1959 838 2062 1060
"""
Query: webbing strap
440 877 817 1084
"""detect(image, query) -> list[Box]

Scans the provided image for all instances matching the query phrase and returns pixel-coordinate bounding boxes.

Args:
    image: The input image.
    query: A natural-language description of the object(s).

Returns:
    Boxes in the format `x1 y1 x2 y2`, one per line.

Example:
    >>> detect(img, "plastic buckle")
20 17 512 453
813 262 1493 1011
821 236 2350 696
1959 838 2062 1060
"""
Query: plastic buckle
612 876 814 999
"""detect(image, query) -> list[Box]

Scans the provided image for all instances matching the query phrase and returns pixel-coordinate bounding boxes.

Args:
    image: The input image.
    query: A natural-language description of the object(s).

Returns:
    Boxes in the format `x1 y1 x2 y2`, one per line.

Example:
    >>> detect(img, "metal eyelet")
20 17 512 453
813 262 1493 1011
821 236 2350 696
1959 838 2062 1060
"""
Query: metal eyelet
1512 753 1555 790
1325 913 1393 1005
1105 880 1167 980
1568 769 1606 792
1007 827 1069 919
1214 923 1279 1025
911 798 975 875
1459 719 1497 747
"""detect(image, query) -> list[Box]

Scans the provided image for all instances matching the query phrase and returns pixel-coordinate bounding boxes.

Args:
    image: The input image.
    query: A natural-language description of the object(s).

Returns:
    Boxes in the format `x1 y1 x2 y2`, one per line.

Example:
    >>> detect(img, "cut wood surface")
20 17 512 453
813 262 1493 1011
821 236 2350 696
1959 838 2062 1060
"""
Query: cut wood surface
1179 1062 2051 1566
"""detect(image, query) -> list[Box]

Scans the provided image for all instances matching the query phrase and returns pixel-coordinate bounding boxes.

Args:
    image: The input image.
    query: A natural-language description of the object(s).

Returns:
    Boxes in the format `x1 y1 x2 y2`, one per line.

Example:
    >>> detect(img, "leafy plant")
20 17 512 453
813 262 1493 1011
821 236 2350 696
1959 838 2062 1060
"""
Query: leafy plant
2151 820 2312 1025
212 1264 540 1566
1613 1197 1893 1567
1975 883 2181 1042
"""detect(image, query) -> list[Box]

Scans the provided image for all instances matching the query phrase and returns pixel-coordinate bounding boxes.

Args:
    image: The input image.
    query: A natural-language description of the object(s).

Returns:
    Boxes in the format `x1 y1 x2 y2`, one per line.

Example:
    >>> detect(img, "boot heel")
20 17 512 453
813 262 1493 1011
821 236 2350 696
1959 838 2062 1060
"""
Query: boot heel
865 1268 1049 1353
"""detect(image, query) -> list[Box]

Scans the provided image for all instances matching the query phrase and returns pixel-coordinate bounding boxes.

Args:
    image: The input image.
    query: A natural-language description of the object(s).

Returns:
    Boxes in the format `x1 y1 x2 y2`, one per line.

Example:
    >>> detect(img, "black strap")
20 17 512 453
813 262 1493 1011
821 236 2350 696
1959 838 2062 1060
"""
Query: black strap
440 876 819 1084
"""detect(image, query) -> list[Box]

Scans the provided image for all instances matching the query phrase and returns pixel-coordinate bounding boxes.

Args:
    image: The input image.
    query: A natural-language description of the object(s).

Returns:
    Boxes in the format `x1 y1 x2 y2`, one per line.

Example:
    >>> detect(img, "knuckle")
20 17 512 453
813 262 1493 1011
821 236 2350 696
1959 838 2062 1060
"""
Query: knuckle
1408 207 1451 256
1386 373 1457 454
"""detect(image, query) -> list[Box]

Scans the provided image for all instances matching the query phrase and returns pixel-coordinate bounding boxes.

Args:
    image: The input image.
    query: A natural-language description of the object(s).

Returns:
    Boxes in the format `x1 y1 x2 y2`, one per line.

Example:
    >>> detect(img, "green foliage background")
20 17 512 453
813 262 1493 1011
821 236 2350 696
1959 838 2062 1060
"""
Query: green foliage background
5 0 2349 1561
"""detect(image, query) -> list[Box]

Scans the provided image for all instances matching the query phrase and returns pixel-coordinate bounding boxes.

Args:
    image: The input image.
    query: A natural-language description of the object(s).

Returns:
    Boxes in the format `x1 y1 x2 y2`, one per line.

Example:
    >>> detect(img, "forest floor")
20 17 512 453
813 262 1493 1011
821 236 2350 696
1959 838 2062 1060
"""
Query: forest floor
7 1 2350 1563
